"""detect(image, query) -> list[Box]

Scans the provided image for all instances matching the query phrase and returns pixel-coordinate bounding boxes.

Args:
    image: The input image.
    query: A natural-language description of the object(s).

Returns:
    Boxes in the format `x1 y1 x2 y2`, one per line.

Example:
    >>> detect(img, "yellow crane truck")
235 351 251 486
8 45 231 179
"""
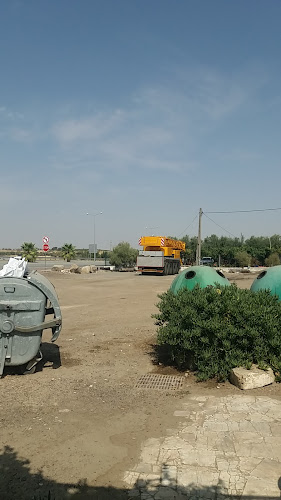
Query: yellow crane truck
137 236 186 275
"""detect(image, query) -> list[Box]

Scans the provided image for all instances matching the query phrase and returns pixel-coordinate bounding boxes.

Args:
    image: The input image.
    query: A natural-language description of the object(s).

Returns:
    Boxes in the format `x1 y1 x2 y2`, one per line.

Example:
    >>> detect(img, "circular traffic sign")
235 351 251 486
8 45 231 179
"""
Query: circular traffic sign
43 244 49 252
43 236 49 244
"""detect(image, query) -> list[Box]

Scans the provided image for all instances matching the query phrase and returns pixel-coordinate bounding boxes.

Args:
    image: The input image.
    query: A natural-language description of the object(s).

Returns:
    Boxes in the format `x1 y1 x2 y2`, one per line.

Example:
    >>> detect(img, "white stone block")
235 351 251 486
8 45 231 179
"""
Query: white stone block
230 365 275 390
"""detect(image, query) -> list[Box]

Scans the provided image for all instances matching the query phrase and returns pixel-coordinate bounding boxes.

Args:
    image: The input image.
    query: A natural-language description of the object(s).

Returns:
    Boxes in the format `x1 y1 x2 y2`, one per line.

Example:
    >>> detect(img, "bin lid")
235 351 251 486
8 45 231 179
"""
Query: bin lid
251 265 281 300
170 266 230 294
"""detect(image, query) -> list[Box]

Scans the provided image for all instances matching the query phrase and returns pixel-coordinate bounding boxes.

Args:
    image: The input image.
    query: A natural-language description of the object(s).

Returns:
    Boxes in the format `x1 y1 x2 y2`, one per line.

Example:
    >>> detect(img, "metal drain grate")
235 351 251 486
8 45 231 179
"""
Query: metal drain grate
135 373 184 391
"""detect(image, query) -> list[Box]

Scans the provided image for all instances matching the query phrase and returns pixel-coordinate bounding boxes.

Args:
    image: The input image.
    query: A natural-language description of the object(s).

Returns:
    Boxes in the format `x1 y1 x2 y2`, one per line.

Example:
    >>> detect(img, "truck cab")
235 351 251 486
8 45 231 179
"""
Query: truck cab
200 257 214 266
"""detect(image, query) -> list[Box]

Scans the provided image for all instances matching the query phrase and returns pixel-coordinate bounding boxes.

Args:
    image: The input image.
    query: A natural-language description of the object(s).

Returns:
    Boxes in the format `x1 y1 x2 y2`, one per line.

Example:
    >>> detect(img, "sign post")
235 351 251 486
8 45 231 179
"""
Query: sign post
42 236 49 269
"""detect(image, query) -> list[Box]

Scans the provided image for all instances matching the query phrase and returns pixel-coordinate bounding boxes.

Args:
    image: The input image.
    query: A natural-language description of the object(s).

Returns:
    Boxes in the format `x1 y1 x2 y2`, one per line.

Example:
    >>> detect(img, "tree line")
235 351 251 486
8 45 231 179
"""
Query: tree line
11 235 281 268
180 234 281 267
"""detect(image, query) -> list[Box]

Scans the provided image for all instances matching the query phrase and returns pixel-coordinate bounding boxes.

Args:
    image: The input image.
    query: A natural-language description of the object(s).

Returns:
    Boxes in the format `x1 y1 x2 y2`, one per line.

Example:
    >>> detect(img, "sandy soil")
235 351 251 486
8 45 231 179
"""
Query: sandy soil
0 270 280 499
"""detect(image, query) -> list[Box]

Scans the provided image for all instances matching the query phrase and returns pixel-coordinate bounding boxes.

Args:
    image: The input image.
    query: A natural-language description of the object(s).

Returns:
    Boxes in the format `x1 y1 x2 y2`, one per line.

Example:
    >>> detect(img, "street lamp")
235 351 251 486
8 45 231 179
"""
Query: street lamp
86 211 103 264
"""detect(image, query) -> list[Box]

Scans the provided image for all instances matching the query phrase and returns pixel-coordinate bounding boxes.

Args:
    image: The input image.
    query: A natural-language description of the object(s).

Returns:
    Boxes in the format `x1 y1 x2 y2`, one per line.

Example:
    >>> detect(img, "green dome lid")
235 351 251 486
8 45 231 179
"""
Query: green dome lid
251 265 281 299
170 265 230 294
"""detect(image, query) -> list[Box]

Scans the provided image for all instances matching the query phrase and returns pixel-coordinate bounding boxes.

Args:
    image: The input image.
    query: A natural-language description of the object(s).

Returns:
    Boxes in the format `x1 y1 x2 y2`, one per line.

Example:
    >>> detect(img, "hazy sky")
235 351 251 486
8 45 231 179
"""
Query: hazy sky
1 1 281 250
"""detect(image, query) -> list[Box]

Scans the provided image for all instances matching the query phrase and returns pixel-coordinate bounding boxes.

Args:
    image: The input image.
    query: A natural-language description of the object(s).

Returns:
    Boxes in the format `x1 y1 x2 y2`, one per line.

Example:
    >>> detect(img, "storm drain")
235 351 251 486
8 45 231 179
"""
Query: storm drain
135 373 184 391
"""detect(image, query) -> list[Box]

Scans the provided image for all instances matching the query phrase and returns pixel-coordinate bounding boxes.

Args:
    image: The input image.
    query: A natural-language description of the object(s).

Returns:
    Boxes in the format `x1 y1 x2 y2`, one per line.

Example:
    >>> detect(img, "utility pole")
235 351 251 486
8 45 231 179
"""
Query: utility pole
196 208 203 265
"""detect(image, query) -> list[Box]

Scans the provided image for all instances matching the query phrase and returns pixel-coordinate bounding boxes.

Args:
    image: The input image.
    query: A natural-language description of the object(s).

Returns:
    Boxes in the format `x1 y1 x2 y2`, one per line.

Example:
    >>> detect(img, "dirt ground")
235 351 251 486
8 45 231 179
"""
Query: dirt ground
0 270 280 499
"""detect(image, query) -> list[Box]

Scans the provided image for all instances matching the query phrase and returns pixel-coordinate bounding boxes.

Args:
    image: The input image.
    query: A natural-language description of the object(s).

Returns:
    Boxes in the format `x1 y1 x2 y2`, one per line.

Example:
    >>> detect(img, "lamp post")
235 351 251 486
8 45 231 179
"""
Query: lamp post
86 211 103 264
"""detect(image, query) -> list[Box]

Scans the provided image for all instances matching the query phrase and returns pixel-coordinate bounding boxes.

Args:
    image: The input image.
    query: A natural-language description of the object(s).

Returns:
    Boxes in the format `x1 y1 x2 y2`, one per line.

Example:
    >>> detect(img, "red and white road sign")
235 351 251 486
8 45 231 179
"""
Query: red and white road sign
42 236 49 244
43 244 49 252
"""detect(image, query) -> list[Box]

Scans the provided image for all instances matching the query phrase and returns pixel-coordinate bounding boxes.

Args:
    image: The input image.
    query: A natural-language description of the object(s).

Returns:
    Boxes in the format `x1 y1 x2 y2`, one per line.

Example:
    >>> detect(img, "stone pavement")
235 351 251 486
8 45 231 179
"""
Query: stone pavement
123 395 281 499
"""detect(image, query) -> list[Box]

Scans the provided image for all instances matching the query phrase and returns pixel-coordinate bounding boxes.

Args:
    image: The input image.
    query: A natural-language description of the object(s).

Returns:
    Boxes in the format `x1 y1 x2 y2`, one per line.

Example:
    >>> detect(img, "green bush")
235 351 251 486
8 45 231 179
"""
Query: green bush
154 284 281 381
265 252 280 267
235 250 251 267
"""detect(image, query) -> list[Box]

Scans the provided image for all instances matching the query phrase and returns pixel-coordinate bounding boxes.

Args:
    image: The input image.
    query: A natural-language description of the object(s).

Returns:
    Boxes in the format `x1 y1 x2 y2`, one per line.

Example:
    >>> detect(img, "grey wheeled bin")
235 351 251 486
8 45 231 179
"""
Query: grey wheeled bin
0 271 62 376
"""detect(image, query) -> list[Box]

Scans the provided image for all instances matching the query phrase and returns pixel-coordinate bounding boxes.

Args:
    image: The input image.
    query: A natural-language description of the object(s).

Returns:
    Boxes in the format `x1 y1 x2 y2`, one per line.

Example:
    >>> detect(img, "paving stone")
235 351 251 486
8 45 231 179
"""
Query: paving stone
174 411 190 417
140 493 154 500
158 448 181 464
243 476 280 496
154 486 179 499
270 422 281 436
140 446 160 464
177 466 197 486
128 489 140 498
203 421 228 432
166 428 180 436
251 421 272 435
134 463 153 474
197 452 217 468
124 471 140 486
162 436 185 450
161 464 177 483
124 395 281 499
145 473 161 491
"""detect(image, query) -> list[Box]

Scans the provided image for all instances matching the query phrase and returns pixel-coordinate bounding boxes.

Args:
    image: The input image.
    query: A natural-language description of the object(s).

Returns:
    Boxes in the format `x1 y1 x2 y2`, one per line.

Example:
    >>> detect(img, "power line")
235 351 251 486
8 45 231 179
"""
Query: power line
205 207 281 214
177 214 198 238
203 213 237 238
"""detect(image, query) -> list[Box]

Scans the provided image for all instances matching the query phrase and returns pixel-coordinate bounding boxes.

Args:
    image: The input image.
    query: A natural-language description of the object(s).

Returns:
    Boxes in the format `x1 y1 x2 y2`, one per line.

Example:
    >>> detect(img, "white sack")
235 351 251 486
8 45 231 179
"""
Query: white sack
0 257 27 278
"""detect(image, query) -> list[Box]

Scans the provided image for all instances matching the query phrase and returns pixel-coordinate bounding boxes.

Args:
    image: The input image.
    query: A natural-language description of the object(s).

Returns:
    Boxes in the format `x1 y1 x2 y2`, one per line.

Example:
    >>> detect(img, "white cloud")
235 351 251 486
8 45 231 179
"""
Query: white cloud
9 128 33 143
51 66 268 174
53 110 125 144
0 106 24 120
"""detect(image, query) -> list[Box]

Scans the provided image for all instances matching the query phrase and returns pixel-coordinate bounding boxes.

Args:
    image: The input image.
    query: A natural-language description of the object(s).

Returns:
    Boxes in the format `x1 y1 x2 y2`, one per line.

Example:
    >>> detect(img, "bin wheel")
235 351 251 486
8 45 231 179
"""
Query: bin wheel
23 365 36 375
22 350 42 375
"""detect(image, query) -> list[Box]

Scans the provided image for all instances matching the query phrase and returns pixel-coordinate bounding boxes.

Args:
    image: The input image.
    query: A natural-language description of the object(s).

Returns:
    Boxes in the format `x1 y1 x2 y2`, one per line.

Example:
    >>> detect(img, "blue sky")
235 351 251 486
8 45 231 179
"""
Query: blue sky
1 0 281 250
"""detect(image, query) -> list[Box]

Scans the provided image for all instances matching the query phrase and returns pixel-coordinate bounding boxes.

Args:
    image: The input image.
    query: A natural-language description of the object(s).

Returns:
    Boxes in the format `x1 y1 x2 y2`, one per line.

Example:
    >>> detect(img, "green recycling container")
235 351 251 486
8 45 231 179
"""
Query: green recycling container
170 265 230 294
251 265 281 299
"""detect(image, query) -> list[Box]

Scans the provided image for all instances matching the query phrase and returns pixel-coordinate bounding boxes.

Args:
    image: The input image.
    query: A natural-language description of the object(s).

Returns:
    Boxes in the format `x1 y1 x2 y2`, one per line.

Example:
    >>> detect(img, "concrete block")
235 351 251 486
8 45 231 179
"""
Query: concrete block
81 265 91 274
52 265 64 271
70 264 82 274
230 365 275 390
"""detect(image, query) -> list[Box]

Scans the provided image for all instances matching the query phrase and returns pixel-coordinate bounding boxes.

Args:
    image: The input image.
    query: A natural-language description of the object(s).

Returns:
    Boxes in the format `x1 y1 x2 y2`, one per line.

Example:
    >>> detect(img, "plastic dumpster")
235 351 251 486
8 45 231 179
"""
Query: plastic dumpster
0 271 62 376
170 265 230 294
251 265 281 300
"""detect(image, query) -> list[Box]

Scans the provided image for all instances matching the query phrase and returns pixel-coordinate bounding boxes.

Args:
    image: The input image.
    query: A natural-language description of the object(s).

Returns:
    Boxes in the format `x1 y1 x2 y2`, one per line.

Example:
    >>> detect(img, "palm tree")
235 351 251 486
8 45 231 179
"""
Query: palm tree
21 242 38 262
61 243 76 262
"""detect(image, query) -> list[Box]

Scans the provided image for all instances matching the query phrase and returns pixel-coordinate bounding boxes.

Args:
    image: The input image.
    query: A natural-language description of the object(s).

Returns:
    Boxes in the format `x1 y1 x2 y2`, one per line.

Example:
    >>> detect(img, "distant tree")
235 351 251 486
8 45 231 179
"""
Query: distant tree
75 248 88 259
163 233 281 267
265 253 280 267
21 242 38 262
100 250 109 264
181 235 197 263
245 236 270 266
235 250 251 267
61 243 76 262
110 242 138 268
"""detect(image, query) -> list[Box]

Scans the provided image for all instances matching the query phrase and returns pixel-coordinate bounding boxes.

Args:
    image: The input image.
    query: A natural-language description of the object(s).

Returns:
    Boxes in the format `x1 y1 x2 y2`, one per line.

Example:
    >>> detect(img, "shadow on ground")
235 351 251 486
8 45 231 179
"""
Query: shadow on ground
0 446 280 500
2 342 61 377
147 342 194 373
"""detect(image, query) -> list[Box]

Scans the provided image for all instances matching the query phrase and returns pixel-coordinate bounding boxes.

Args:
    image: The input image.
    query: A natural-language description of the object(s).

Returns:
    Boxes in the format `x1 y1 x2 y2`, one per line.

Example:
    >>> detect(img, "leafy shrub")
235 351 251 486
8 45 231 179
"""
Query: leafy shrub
110 241 138 268
154 284 281 381
265 252 280 267
235 250 251 267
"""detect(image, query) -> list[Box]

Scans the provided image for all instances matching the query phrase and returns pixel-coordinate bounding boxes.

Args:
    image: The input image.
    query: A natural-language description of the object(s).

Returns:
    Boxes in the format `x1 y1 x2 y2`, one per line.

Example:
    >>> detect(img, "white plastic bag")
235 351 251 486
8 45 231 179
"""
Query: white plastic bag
0 256 27 278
